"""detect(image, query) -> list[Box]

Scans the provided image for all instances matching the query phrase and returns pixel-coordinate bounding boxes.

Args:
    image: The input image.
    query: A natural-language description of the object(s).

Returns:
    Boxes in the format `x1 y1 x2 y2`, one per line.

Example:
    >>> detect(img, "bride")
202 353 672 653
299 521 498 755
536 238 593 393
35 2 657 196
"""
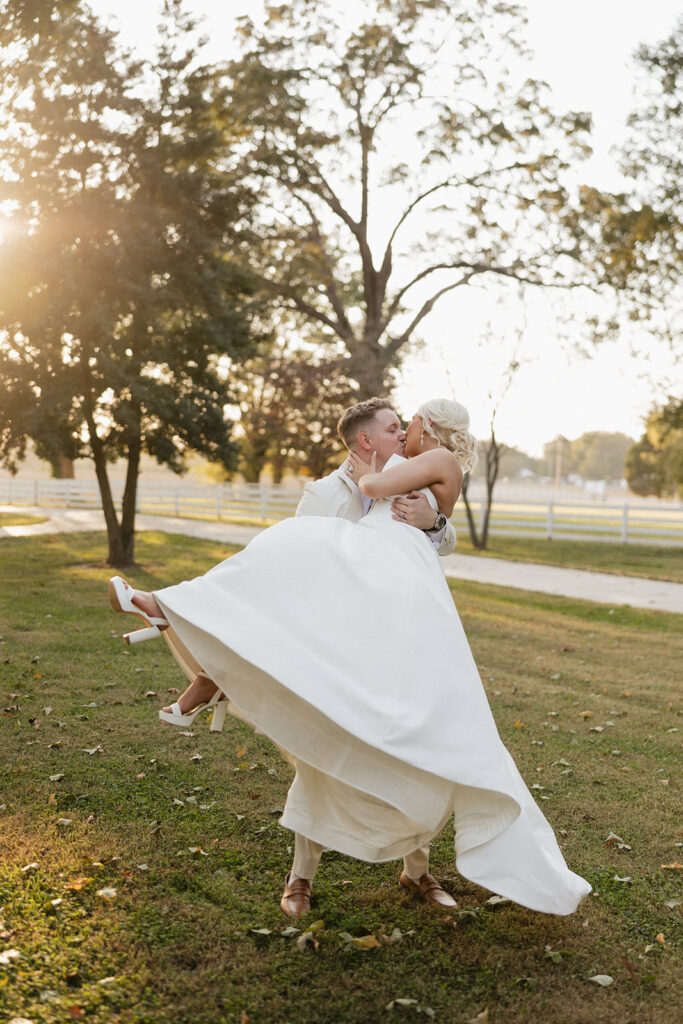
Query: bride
108 398 591 918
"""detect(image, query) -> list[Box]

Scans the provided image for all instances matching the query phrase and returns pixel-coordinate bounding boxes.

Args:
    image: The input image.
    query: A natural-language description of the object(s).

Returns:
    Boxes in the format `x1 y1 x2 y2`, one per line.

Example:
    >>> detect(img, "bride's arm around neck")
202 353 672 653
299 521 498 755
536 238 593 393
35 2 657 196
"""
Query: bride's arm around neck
359 448 463 515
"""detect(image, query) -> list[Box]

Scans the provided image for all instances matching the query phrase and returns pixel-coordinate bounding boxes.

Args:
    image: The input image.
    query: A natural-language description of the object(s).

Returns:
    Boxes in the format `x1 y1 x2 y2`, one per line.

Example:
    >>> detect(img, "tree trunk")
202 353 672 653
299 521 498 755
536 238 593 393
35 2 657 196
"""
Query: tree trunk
119 433 141 566
85 411 130 568
461 475 483 549
50 455 75 479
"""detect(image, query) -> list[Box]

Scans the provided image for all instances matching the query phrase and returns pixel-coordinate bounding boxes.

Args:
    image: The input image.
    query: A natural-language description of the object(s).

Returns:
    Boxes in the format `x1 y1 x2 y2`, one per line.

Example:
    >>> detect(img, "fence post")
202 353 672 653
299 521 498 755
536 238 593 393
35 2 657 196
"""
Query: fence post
621 502 628 543
260 484 268 522
216 485 222 521
34 479 39 506
546 500 554 540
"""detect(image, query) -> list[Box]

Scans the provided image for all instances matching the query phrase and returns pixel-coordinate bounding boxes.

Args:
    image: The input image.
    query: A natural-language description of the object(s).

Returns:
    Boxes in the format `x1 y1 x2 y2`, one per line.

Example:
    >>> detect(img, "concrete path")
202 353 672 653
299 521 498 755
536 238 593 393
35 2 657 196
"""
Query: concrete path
2 506 682 614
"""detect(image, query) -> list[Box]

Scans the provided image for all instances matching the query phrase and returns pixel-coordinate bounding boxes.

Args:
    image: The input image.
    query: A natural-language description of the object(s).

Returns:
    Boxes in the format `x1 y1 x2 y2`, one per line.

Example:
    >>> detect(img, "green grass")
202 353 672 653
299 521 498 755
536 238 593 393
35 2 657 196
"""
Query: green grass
0 511 47 526
0 531 681 1024
451 533 683 584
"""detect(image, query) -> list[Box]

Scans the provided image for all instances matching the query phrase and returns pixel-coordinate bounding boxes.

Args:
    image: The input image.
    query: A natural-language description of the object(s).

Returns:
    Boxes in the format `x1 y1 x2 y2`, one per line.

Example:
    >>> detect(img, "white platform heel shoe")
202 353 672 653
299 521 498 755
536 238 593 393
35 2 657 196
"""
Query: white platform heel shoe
108 576 169 645
158 688 226 730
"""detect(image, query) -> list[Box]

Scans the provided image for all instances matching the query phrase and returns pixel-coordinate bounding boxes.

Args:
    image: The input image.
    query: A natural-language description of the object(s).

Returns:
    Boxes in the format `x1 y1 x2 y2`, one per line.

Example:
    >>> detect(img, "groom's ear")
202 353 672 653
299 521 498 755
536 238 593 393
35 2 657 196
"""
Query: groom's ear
357 432 373 452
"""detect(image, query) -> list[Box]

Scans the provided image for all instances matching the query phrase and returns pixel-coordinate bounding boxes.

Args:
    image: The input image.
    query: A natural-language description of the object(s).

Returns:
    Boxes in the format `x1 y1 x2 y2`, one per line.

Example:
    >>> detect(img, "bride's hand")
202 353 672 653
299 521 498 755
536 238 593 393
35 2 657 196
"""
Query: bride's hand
346 450 376 483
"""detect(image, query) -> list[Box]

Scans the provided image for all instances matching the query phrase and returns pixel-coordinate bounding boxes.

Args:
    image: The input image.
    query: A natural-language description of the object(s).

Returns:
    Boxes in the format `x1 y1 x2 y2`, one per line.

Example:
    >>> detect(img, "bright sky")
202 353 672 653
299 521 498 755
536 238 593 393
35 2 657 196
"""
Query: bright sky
88 0 682 455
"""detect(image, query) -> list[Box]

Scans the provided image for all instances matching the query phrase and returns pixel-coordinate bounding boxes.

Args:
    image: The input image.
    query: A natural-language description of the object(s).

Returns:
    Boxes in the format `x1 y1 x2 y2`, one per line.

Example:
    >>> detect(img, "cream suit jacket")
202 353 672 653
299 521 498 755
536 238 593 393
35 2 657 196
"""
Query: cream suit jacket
296 463 457 557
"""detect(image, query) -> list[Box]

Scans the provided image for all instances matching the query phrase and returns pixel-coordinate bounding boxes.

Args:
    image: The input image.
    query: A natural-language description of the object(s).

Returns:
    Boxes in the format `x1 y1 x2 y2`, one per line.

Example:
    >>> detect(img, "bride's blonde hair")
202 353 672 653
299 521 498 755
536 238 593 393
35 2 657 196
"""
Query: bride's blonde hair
416 398 478 473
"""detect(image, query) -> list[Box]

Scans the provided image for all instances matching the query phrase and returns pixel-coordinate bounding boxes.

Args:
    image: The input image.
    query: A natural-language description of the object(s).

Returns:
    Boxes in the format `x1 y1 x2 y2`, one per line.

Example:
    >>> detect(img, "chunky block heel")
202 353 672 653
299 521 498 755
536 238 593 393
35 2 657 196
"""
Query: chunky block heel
209 699 228 733
108 576 168 644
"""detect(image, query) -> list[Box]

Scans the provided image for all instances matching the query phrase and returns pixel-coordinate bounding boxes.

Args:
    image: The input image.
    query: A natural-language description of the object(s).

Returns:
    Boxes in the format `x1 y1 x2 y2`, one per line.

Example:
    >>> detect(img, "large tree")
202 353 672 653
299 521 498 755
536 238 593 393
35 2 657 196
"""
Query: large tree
232 338 357 482
228 0 597 396
626 398 683 499
575 18 682 345
0 0 258 565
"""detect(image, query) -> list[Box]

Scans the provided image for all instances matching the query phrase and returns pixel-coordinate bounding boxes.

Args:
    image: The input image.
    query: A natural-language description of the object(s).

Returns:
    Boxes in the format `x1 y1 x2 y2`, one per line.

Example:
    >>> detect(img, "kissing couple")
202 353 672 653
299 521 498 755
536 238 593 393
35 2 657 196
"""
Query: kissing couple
109 396 590 918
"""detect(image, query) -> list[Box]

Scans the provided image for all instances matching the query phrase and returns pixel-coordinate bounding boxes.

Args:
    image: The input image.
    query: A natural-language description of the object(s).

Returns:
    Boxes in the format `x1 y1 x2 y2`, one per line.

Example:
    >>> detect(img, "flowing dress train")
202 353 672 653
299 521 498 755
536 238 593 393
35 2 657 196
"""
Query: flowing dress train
155 455 591 915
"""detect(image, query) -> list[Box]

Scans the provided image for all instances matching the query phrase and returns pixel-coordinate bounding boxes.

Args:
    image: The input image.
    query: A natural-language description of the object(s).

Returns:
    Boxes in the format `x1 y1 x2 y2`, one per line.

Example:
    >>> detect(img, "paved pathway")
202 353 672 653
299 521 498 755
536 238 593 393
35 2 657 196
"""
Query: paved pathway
2 506 682 614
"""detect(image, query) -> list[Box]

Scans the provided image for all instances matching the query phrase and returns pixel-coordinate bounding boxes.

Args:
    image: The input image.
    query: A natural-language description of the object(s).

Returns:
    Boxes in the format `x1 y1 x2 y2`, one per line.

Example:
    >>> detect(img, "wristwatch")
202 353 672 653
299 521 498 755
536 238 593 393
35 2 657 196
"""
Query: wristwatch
425 512 448 534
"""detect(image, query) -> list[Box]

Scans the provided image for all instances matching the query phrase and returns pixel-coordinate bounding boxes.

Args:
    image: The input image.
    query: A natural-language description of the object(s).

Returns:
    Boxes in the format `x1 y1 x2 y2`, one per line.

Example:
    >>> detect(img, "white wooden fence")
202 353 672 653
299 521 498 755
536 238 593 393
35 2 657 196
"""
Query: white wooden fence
1 477 682 546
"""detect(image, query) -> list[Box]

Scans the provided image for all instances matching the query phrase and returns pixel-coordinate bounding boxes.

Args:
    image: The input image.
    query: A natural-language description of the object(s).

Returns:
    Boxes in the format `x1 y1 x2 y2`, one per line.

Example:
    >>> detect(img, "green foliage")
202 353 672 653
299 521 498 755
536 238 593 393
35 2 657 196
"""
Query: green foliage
232 338 358 482
626 397 683 498
542 432 634 481
582 17 682 340
228 0 597 396
0 0 260 564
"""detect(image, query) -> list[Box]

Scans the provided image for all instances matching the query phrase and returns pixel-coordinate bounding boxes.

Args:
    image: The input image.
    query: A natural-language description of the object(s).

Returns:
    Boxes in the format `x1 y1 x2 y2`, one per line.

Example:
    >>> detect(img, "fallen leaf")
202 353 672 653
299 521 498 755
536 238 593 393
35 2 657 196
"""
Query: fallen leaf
588 974 613 986
339 932 381 950
190 753 203 762
280 926 300 937
466 1011 489 1023
386 999 418 1010
661 862 683 870
21 862 39 873
250 927 272 936
96 887 117 899
655 932 665 944
485 895 510 906
82 745 104 755
381 927 415 945
0 949 22 965
619 956 640 981
605 831 632 851
580 711 592 719
514 719 525 728
663 898 682 909
49 773 64 782
65 877 92 891
613 875 631 884
56 818 72 830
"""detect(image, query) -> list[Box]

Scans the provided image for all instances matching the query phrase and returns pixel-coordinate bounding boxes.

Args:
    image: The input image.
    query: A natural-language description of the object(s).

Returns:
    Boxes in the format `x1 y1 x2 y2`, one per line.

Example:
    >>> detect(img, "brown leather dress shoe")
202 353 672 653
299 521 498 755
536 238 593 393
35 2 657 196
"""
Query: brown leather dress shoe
399 870 458 909
280 871 312 918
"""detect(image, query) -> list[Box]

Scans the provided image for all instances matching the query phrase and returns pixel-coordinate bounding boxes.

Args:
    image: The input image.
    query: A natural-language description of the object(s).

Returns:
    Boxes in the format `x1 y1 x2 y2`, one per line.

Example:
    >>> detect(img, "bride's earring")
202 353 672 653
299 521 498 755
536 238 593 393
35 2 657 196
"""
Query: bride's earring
420 429 424 447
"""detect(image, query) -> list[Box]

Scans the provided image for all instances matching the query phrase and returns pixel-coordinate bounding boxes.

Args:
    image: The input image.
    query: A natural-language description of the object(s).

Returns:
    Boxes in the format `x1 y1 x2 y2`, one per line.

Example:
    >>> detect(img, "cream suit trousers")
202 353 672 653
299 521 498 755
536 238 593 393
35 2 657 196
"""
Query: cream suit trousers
292 832 431 882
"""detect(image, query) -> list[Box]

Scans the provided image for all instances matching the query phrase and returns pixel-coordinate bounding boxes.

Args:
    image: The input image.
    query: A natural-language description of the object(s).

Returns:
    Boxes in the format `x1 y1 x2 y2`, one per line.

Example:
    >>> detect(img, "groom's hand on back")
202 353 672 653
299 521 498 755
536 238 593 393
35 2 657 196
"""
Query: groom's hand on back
392 492 439 531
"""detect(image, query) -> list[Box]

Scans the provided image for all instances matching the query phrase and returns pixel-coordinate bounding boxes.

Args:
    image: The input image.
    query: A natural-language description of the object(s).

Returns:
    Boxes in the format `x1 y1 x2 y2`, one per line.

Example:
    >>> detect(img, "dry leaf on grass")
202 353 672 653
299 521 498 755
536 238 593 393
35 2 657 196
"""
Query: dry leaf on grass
66 877 91 891
588 974 613 986
96 887 117 899
338 932 381 950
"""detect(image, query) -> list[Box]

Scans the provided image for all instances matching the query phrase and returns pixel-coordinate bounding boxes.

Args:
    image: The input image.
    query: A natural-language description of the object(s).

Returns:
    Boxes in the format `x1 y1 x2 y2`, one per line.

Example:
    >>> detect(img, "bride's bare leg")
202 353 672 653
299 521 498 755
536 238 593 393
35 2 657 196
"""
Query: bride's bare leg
162 674 219 714
131 590 166 623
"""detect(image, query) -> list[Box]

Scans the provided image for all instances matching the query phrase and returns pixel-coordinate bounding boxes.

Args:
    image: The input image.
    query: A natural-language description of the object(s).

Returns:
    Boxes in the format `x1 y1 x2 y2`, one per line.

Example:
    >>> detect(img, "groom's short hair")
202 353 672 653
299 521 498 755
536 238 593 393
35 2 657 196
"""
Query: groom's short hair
337 397 393 450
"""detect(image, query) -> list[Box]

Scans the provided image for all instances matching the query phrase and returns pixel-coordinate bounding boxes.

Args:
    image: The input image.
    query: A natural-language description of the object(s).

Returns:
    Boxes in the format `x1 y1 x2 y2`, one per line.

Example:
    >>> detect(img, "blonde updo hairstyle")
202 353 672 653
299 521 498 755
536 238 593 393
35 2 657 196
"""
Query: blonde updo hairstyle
416 398 478 474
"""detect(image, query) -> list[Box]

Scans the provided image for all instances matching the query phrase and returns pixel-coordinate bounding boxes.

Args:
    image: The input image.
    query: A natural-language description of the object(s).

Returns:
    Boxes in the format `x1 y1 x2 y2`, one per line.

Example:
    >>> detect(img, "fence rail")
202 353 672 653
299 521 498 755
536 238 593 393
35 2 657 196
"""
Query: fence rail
1 477 682 546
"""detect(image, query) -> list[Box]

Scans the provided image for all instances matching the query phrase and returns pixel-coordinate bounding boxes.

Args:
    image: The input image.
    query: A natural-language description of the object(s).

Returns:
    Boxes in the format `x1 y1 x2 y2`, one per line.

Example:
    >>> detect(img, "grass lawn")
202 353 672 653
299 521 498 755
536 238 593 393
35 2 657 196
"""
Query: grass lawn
0 531 681 1024
0 511 48 527
450 534 683 585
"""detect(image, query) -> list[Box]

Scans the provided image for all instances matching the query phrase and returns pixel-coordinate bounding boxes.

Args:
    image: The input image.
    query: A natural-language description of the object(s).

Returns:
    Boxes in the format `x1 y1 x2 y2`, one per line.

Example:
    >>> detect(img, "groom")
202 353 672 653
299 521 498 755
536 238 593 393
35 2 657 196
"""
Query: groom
279 398 458 917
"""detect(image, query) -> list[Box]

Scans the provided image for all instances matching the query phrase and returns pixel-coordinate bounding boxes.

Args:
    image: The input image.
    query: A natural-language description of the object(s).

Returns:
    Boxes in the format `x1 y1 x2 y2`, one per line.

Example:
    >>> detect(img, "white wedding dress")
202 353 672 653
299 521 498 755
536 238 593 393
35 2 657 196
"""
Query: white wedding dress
155 454 590 915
